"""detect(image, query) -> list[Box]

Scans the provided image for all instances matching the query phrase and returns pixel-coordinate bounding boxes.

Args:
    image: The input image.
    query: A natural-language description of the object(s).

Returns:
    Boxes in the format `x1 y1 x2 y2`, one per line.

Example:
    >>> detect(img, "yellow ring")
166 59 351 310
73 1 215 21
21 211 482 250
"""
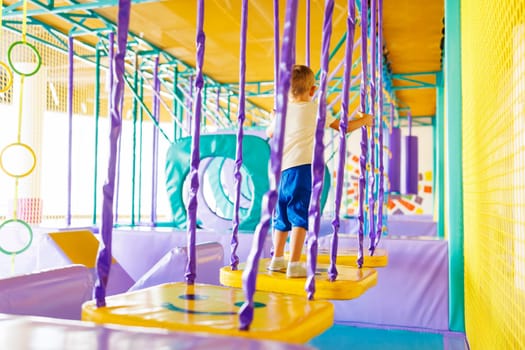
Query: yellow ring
0 61 13 93
0 142 37 178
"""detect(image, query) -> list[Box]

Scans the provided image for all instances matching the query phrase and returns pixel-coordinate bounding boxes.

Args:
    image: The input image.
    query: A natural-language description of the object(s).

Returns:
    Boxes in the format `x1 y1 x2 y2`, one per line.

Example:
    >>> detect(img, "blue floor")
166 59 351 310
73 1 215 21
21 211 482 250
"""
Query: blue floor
309 324 468 350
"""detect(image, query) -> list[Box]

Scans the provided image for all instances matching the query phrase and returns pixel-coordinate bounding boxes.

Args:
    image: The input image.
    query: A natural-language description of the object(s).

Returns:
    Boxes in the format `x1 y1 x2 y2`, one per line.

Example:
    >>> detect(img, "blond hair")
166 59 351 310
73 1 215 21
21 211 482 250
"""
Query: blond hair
290 65 315 98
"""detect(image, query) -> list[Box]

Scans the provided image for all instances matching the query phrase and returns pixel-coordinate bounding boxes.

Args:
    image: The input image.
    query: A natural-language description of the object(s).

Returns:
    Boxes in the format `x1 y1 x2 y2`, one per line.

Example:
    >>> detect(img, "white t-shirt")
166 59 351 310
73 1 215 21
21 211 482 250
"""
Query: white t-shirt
269 100 334 171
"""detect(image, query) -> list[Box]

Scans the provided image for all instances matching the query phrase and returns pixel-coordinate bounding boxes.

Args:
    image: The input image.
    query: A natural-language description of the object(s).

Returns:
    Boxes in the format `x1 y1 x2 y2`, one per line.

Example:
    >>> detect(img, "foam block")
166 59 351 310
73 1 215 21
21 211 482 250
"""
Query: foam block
0 265 93 320
129 242 224 291
38 230 134 295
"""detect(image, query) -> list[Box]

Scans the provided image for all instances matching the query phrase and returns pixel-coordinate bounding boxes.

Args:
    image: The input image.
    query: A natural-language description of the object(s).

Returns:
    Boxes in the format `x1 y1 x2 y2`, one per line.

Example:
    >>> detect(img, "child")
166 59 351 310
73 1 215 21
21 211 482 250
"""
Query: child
266 64 373 278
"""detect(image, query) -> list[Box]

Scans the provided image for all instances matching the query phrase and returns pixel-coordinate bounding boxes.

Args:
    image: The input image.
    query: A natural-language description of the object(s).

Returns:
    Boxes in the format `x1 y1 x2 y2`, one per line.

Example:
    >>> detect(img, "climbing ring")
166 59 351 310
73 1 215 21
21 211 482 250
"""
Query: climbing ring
0 142 37 178
0 61 13 93
7 41 42 77
0 219 33 255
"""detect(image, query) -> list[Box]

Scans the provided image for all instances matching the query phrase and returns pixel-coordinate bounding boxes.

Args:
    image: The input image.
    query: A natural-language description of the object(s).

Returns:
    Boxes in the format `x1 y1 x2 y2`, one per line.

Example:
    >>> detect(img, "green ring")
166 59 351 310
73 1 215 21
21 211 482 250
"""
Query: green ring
0 219 33 255
7 41 42 77
0 61 14 93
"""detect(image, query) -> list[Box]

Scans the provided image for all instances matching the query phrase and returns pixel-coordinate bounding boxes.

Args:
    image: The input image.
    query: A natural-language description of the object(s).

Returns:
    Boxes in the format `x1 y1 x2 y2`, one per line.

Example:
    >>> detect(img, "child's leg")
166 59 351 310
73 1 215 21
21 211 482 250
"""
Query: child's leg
268 229 289 271
288 226 306 262
286 226 307 277
272 229 289 257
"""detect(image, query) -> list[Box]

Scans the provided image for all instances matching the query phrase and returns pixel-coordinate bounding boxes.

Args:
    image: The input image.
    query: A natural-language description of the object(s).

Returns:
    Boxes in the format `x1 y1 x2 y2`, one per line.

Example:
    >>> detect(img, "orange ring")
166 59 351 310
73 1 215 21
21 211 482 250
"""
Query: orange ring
0 61 13 93
0 142 37 178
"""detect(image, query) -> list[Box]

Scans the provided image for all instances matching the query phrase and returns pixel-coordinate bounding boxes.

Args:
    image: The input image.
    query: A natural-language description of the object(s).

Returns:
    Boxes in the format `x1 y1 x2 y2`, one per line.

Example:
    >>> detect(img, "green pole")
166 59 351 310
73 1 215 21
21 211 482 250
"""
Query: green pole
92 42 101 226
227 92 231 121
435 71 445 239
173 66 179 140
444 0 465 332
131 53 139 226
203 84 207 128
138 74 144 223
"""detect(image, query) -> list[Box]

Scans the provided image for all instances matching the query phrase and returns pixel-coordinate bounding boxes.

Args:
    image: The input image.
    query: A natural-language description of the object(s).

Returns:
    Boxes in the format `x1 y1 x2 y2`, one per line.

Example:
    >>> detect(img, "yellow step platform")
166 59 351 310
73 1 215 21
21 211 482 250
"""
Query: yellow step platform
292 247 389 267
82 282 334 344
220 258 377 300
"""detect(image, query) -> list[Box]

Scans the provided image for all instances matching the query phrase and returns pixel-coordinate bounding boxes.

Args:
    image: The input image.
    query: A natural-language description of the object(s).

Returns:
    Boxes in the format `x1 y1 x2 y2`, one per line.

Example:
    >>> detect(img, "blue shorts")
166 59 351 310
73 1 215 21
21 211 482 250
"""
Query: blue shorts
273 164 311 231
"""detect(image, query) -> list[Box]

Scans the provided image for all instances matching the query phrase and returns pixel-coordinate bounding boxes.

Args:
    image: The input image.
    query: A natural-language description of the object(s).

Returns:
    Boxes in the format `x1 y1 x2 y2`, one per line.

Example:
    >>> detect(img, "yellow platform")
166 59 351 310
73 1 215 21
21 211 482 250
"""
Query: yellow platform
220 258 377 300
82 282 334 344
292 247 389 268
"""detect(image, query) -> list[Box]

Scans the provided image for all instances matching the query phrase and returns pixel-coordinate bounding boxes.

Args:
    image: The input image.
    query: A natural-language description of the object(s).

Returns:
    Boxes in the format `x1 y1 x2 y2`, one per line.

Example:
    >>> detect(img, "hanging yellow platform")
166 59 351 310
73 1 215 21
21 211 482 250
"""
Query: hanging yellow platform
82 282 334 344
293 247 389 267
220 258 377 300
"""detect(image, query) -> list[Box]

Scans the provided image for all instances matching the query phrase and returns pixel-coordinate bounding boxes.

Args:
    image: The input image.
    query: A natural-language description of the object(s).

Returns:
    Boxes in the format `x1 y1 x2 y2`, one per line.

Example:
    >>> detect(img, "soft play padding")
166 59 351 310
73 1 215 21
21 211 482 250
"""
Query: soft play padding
129 242 224 291
40 230 134 295
110 228 273 282
0 313 313 350
326 236 450 330
0 265 93 320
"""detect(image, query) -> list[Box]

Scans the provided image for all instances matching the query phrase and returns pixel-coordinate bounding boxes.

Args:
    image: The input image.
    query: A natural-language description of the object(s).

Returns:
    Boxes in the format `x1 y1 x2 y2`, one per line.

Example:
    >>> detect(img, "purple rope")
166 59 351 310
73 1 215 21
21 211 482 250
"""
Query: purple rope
273 0 279 107
66 36 74 227
231 0 248 270
94 0 130 307
375 0 385 247
239 0 298 330
357 0 369 268
185 0 205 285
329 0 356 282
367 0 377 255
150 56 160 225
305 0 311 66
115 120 122 223
306 0 334 300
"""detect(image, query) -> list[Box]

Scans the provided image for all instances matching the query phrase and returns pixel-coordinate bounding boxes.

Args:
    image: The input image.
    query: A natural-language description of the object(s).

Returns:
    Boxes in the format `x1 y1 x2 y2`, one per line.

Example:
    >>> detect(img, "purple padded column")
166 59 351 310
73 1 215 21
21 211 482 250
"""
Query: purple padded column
329 0 356 282
357 0 369 268
375 0 385 246
367 0 378 254
405 111 419 194
231 0 248 271
239 0 298 331
389 104 401 193
94 0 131 308
306 0 334 300
185 0 206 285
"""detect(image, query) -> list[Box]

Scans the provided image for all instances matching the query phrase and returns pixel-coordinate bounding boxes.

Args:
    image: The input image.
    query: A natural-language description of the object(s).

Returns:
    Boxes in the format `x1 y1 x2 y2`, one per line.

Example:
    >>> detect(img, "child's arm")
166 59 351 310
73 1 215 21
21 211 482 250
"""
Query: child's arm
328 111 374 133
265 110 276 138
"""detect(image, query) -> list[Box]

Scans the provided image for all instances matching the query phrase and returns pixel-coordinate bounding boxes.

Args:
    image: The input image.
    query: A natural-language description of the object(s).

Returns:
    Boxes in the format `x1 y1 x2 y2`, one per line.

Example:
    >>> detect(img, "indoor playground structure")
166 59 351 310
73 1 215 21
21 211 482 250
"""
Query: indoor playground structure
0 0 523 349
